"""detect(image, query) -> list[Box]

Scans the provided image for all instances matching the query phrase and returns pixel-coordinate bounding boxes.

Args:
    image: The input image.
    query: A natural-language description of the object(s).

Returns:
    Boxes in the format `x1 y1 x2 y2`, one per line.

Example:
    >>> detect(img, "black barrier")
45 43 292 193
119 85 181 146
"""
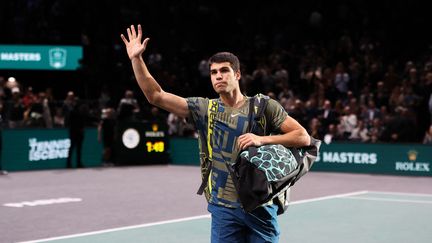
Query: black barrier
114 121 169 165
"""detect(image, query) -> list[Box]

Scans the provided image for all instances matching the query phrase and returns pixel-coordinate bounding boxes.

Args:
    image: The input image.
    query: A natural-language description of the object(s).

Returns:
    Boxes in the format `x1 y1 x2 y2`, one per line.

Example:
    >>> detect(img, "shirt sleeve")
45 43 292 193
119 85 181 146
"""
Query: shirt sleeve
264 98 288 133
186 97 209 131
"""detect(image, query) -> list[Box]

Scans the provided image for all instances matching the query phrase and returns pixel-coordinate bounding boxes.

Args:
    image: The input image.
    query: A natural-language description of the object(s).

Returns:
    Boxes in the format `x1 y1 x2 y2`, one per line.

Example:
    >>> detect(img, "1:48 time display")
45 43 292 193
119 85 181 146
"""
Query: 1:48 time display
146 141 165 153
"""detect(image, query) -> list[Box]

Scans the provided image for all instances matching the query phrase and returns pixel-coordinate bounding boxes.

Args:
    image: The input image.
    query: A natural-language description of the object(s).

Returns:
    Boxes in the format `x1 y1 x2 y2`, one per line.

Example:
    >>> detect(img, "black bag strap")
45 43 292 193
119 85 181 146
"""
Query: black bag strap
197 99 218 195
247 96 268 134
246 96 268 158
196 160 212 195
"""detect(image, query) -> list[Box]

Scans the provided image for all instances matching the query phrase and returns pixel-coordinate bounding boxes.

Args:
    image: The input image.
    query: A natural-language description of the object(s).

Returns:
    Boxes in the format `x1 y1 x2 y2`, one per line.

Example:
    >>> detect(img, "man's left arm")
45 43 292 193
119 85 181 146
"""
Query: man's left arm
237 116 310 150
237 97 310 150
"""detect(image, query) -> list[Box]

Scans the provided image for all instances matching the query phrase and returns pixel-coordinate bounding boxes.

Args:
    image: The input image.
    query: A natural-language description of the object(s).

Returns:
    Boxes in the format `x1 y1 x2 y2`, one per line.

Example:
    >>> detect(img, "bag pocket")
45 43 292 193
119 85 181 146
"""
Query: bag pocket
232 157 272 212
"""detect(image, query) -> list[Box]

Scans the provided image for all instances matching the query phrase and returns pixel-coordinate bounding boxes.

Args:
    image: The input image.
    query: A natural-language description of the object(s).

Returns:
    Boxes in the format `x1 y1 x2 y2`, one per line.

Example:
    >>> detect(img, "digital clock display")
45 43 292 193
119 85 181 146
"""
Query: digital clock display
146 141 165 153
116 121 169 165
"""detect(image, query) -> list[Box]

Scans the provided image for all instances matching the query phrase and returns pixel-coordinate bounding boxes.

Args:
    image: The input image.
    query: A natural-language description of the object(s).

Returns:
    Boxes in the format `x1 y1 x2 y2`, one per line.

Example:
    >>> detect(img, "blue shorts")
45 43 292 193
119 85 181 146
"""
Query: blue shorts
208 203 280 243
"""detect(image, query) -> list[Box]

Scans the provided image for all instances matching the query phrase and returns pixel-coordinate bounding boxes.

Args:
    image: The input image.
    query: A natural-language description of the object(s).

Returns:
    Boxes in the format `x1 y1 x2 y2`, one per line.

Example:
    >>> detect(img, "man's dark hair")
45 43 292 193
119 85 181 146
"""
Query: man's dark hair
209 52 240 73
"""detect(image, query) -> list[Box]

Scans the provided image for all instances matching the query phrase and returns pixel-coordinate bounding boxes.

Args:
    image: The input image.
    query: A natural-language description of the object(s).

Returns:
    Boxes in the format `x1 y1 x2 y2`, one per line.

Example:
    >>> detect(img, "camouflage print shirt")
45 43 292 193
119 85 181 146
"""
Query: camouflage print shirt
186 94 288 208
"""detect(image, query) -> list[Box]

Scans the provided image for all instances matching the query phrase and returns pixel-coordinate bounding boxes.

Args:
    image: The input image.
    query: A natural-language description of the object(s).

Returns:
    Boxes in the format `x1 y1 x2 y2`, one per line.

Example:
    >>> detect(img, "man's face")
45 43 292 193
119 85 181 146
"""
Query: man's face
210 62 241 94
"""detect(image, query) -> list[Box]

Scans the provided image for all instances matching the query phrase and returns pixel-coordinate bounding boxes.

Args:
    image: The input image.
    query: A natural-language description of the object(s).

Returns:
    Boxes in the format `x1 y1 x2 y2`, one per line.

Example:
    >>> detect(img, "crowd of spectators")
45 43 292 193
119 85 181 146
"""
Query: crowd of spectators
0 1 431 144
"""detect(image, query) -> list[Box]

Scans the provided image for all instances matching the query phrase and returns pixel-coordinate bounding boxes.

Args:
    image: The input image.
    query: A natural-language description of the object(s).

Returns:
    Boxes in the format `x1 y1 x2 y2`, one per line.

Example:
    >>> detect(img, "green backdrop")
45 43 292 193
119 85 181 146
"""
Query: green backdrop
169 138 432 177
0 128 102 171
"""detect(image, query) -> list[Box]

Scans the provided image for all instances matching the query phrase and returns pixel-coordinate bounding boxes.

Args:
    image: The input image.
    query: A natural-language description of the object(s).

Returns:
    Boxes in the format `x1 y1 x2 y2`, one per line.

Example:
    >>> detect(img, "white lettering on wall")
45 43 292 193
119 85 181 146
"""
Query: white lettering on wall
28 138 71 161
1 52 42 61
317 152 377 164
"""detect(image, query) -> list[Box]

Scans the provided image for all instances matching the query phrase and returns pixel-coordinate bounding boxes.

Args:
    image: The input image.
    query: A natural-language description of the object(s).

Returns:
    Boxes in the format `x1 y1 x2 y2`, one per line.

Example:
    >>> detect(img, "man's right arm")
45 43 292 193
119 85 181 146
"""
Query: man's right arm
130 56 189 118
121 24 189 118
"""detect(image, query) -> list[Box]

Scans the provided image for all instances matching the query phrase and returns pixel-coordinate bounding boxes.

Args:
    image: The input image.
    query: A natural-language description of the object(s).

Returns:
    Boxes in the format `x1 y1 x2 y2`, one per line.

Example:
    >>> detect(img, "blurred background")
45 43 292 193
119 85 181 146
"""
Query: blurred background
1 3 431 241
0 1 431 169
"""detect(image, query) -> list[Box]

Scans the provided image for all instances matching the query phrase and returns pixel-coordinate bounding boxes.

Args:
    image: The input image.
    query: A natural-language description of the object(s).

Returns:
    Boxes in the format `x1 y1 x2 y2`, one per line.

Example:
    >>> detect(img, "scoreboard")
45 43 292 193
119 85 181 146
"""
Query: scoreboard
115 121 169 165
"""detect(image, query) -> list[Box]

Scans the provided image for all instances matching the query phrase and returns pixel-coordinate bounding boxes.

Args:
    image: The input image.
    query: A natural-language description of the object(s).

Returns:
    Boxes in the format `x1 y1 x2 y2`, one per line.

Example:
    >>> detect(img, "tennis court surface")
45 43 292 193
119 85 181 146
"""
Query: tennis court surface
1 165 431 243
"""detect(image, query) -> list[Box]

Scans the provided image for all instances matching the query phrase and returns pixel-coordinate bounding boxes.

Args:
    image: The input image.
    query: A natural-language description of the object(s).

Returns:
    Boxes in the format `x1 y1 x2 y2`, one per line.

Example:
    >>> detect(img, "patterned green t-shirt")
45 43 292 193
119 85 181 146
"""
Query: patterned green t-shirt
186 94 288 208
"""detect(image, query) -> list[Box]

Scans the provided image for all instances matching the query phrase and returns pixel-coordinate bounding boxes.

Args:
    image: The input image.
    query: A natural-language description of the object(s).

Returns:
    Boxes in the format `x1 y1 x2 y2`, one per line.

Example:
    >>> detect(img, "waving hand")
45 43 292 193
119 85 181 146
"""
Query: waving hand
120 24 150 60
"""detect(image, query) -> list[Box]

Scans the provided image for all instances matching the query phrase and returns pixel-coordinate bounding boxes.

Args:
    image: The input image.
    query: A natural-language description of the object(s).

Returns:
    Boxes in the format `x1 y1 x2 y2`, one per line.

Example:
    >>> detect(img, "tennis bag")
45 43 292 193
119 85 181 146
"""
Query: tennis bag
227 97 321 214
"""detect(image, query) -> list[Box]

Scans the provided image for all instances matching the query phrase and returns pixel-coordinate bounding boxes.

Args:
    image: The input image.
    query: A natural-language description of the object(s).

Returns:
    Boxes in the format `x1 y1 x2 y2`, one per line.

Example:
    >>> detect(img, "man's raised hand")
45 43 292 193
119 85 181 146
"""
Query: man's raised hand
120 24 150 60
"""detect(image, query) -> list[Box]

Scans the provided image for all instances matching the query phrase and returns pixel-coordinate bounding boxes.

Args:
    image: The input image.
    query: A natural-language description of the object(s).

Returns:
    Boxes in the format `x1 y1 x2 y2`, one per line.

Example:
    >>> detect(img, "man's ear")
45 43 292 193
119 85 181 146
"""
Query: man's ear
235 71 241 81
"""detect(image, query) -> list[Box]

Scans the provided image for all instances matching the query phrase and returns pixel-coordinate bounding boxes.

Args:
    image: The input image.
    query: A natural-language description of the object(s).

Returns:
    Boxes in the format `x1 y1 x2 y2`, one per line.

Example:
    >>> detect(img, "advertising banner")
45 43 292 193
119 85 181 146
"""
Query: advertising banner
0 45 83 70
0 128 102 171
168 139 432 177
312 143 432 176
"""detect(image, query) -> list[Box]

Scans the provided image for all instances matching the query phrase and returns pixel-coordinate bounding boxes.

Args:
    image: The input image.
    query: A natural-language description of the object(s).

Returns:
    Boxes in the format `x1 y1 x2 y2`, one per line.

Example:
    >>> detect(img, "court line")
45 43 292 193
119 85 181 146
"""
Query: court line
18 214 211 243
289 190 368 205
343 196 432 204
18 190 368 243
366 190 432 197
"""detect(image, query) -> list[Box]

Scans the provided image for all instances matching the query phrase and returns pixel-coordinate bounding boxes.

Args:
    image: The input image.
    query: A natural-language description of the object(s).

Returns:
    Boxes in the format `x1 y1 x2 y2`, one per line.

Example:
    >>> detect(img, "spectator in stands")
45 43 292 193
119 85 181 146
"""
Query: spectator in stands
383 64 400 92
98 107 117 165
6 87 25 128
349 120 370 142
0 77 5 99
4 77 20 98
348 58 362 95
308 118 323 140
53 107 65 127
339 105 358 139
277 86 294 101
401 85 420 109
429 93 432 122
305 98 319 122
382 106 416 143
366 62 383 88
273 68 289 95
288 99 308 129
251 64 272 95
361 100 381 127
389 86 404 109
98 85 112 109
167 112 183 136
374 81 390 108
66 101 89 168
148 106 166 124
423 125 432 144
40 92 53 128
342 90 355 107
24 92 44 127
318 99 338 129
323 124 342 144
407 68 419 87
117 90 140 121
369 118 385 143
63 91 77 127
334 62 350 98
22 86 36 110
0 100 4 127
266 91 277 100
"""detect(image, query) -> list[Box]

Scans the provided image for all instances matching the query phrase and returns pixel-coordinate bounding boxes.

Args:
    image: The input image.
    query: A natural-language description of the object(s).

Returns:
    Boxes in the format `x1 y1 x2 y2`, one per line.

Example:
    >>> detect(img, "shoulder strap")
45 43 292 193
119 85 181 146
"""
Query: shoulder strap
245 97 255 132
247 95 268 135
197 99 218 195
206 99 218 160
